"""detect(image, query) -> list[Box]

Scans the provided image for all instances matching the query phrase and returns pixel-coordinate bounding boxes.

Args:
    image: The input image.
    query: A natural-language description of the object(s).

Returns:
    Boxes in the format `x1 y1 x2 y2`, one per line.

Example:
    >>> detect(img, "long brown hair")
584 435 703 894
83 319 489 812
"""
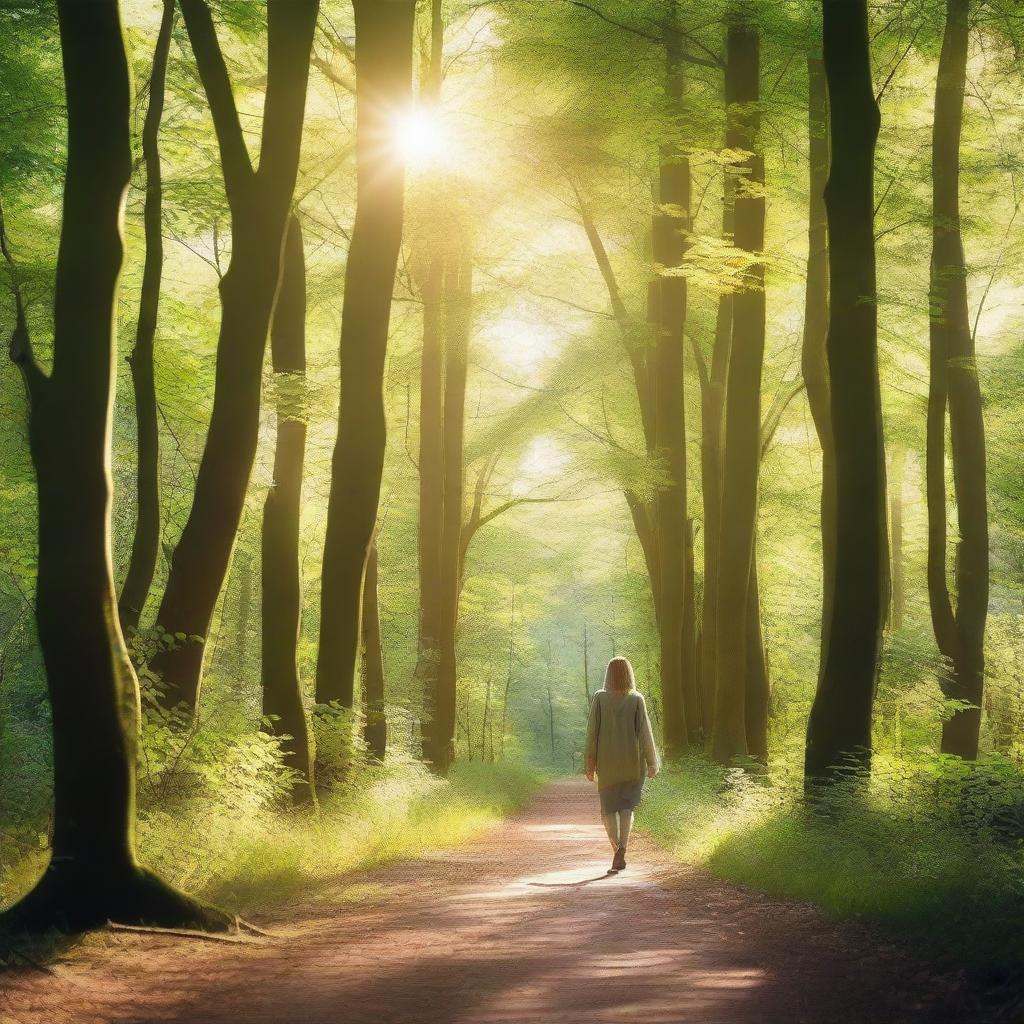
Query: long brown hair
603 656 636 693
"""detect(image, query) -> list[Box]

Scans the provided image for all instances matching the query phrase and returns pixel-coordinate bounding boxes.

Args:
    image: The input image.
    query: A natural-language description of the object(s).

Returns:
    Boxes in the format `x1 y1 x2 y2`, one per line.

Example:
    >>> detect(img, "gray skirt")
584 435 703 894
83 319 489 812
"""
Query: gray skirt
598 779 644 814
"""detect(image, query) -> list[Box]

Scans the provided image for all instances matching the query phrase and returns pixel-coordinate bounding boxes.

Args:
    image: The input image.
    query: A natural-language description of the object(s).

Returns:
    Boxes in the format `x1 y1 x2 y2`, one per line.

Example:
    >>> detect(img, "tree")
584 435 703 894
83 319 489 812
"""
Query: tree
570 1 718 755
802 47 836 683
926 0 989 760
805 0 887 787
693 189 733 740
149 0 319 712
316 0 417 711
118 0 174 635
1 0 229 933
361 539 387 761
261 215 314 803
414 0 452 772
711 19 766 764
431 249 473 773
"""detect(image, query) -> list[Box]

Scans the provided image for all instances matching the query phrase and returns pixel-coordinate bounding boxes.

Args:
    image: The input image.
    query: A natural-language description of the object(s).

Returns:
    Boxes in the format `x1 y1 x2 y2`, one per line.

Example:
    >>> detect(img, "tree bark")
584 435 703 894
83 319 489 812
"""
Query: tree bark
804 0 887 787
696 188 734 740
315 0 416 709
416 258 444 764
744 547 769 760
260 215 314 803
682 516 699 742
649 14 693 758
803 51 836 684
361 540 387 761
236 549 252 661
926 0 988 760
150 0 319 712
430 251 472 774
2 0 228 933
712 21 764 765
118 0 173 635
499 589 515 759
414 0 446 764
889 444 905 630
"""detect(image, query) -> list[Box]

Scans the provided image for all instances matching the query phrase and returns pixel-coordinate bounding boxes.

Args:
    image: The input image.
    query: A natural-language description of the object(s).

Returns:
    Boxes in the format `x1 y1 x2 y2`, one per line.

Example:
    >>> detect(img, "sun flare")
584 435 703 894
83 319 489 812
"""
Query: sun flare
394 107 450 170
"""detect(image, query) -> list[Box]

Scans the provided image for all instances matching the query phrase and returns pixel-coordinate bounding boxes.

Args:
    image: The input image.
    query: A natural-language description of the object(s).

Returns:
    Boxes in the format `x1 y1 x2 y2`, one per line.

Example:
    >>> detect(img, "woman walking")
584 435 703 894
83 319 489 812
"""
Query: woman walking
584 656 660 872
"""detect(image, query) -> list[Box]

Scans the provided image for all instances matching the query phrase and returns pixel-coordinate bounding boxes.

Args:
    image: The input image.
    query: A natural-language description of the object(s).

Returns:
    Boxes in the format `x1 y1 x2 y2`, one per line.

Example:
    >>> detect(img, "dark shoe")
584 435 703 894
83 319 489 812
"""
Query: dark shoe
612 846 626 871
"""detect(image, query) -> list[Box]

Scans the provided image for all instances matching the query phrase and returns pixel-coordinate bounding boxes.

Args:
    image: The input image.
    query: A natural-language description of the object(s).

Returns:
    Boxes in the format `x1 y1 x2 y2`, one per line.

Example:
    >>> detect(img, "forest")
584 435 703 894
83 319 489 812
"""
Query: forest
2 0 1024 1020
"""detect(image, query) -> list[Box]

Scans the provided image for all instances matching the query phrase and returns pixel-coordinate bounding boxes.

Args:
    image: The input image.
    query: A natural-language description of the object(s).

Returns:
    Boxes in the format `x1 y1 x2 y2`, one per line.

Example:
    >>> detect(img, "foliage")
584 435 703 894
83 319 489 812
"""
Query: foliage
641 752 1024 980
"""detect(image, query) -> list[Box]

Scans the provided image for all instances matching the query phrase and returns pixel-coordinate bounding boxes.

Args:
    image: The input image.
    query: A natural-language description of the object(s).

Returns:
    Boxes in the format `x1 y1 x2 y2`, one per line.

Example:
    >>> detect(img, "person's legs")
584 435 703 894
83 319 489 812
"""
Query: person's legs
601 812 619 851
618 809 633 850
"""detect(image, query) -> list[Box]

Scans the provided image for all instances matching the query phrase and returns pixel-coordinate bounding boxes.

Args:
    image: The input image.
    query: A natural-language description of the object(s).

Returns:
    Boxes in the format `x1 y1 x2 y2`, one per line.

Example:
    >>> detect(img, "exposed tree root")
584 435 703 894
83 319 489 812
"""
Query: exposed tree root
107 923 263 945
0 863 234 936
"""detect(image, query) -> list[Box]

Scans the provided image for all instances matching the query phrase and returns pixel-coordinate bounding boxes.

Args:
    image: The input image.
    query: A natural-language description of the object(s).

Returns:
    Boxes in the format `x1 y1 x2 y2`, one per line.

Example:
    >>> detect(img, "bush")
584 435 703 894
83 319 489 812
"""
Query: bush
640 752 1024 980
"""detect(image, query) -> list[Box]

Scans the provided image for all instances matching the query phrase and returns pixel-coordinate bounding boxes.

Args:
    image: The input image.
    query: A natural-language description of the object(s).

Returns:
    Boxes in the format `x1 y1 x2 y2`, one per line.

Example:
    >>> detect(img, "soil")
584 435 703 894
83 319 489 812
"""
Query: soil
0 778 1013 1023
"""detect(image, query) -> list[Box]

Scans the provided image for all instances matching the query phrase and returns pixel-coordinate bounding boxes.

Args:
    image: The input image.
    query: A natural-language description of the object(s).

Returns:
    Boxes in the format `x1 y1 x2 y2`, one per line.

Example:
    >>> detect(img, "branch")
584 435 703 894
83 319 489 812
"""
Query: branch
311 53 355 94
179 0 254 200
566 0 723 67
689 335 710 396
572 182 655 449
566 0 661 42
475 495 564 533
875 24 922 105
760 378 805 460
570 180 628 323
0 193 45 400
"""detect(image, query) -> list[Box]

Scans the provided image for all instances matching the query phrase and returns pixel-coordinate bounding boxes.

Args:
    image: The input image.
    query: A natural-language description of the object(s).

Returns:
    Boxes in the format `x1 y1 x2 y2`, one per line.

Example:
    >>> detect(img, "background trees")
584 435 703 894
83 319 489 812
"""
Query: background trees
149 0 319 712
2 0 1024 936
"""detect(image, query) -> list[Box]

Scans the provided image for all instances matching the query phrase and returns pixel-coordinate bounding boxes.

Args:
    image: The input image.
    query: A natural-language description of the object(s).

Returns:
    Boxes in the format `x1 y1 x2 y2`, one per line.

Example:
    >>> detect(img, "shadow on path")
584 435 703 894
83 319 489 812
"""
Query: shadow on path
0 778 991 1024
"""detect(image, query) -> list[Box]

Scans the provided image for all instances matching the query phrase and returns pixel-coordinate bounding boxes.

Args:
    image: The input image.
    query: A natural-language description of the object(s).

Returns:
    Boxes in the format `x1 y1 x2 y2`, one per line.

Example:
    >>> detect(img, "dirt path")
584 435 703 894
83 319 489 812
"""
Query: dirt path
0 779 1000 1024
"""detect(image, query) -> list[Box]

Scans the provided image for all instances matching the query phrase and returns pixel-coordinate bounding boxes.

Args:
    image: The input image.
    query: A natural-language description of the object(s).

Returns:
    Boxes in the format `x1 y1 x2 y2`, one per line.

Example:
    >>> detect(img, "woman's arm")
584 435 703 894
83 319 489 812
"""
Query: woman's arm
584 694 600 780
637 694 660 776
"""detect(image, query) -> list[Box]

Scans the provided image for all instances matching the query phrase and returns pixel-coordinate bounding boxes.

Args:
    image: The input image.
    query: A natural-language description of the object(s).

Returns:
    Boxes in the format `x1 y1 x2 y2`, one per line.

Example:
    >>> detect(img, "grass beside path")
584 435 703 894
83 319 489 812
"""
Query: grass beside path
182 759 544 916
638 754 1024 990
1 760 543 930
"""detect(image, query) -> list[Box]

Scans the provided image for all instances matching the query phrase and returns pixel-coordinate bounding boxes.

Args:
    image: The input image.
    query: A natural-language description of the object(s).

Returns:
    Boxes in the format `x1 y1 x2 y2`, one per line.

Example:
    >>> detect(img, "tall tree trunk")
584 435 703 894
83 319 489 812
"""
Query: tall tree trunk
927 0 988 760
803 51 836 682
150 0 319 712
804 0 887 787
415 0 447 766
744 547 769 759
315 0 416 710
650 14 692 758
712 21 765 765
236 550 252 660
697 189 734 740
261 215 314 803
119 0 173 635
361 540 387 761
431 251 472 774
416 255 444 763
500 588 515 759
2 0 228 933
889 444 905 630
682 516 699 741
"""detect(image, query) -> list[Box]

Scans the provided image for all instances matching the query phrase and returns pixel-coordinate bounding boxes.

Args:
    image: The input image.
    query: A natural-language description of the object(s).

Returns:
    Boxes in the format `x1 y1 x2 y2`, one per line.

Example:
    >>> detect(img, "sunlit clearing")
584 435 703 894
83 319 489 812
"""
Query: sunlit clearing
395 107 449 171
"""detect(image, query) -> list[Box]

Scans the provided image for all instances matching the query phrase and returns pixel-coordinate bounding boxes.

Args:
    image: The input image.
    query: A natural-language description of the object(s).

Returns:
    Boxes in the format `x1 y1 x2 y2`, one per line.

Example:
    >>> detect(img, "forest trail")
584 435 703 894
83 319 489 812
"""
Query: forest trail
0 779 990 1024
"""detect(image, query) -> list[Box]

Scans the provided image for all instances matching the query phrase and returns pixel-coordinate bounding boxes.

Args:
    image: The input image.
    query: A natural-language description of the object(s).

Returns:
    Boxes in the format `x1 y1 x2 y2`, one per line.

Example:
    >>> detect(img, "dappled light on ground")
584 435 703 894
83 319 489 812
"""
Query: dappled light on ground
0 779 980 1023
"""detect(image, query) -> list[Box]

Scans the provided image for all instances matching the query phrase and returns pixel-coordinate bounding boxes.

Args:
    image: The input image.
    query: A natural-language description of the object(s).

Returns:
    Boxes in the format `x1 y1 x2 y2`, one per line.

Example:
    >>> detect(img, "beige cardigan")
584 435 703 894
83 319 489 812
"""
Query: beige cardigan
585 689 660 790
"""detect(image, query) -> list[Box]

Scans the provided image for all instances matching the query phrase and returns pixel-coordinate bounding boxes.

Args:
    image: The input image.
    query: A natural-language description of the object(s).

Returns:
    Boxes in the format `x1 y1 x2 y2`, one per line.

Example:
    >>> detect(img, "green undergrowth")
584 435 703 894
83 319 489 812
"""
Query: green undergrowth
0 753 542 926
192 757 542 914
639 752 1024 985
